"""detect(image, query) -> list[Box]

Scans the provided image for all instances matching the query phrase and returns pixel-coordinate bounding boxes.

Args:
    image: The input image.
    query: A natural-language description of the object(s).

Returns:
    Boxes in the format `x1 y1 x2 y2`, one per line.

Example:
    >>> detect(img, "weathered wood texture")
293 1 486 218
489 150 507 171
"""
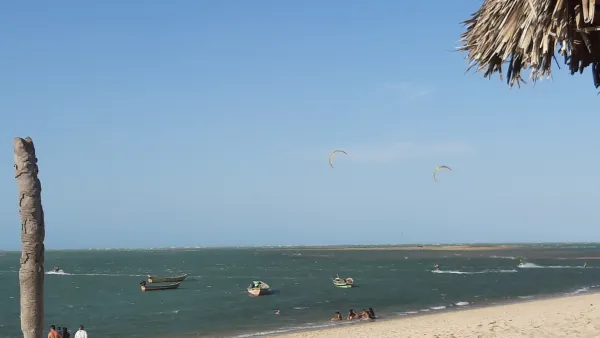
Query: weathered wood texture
14 137 45 338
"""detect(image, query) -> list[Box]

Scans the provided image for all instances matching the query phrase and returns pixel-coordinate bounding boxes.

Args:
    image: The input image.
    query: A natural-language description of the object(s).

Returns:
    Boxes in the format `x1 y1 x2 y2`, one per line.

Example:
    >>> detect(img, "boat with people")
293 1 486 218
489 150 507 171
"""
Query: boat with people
147 273 188 283
332 274 354 288
140 281 181 292
518 258 526 268
247 281 271 296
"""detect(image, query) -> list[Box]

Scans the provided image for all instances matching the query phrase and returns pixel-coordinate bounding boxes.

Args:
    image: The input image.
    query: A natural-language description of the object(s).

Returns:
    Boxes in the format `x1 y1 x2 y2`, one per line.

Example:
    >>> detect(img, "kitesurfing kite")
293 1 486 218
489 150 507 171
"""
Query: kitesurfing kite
329 150 347 168
433 165 451 183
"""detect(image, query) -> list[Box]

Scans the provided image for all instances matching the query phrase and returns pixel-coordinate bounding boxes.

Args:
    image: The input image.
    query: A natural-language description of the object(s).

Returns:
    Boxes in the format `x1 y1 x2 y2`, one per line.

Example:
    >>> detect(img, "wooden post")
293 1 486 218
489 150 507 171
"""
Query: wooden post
14 137 45 338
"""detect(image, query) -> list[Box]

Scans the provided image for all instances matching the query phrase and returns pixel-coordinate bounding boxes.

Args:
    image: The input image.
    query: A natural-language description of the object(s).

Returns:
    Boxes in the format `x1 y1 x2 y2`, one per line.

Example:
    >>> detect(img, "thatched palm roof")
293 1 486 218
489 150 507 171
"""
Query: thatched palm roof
459 0 600 88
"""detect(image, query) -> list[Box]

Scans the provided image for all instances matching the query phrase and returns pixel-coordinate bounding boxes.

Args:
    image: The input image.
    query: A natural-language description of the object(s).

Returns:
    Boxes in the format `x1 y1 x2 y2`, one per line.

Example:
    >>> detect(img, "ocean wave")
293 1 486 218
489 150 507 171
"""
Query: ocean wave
565 287 590 296
517 263 588 269
489 256 517 259
432 269 517 275
518 295 535 299
45 271 144 277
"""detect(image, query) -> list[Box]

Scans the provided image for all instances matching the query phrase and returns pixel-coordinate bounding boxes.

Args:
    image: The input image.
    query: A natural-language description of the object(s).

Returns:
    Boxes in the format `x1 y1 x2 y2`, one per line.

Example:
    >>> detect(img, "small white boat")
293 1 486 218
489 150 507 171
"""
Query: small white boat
332 275 354 288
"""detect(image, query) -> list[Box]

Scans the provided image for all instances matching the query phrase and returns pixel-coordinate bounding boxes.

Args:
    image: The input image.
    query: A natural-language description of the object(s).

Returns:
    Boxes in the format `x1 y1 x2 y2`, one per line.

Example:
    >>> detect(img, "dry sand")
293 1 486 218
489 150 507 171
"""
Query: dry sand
271 293 600 338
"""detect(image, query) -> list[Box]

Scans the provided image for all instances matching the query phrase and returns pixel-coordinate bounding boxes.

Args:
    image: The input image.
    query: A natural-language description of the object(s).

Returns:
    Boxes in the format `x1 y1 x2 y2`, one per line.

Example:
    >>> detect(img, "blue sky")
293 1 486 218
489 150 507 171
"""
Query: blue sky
1 1 599 250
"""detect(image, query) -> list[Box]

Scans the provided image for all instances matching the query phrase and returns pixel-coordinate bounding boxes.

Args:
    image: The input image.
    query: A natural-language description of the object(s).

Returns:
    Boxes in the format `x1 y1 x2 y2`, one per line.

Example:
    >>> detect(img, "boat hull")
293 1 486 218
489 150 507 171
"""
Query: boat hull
334 283 352 288
141 282 181 292
333 277 354 288
147 274 188 283
247 288 271 296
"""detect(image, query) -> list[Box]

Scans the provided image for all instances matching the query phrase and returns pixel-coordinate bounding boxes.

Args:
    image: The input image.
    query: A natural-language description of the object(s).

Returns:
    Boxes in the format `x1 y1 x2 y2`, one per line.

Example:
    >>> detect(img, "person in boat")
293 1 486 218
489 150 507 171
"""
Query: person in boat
140 281 147 287
347 309 359 320
331 311 343 321
54 266 60 272
433 264 440 271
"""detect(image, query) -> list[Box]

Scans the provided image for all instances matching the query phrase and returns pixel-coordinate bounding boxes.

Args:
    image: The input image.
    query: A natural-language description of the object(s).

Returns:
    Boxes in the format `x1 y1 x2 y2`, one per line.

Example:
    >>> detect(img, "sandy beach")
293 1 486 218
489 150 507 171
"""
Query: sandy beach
272 293 600 338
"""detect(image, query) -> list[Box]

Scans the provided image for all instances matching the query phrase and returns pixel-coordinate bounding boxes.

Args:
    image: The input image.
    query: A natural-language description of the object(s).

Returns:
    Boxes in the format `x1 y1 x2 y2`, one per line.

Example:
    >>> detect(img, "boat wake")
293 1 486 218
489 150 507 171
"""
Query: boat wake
46 270 68 275
432 269 517 275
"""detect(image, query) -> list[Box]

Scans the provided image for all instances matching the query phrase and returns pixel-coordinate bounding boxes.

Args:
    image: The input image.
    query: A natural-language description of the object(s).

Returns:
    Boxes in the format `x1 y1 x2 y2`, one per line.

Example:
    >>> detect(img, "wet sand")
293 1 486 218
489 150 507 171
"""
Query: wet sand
271 293 600 337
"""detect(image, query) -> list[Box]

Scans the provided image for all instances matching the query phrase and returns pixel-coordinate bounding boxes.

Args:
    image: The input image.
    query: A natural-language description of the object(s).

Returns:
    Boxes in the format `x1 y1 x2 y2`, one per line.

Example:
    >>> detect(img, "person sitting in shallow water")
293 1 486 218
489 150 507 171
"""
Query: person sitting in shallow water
368 307 376 319
361 309 370 318
347 309 359 320
331 311 343 321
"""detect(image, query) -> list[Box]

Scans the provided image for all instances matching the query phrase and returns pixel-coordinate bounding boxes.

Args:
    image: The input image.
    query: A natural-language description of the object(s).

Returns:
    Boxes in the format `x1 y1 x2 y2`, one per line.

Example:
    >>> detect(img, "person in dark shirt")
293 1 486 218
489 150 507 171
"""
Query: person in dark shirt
62 327 71 338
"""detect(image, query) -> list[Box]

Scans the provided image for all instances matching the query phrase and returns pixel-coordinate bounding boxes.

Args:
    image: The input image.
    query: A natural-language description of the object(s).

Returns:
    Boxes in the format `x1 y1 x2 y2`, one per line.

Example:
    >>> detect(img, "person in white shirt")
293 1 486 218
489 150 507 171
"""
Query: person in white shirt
74 325 87 338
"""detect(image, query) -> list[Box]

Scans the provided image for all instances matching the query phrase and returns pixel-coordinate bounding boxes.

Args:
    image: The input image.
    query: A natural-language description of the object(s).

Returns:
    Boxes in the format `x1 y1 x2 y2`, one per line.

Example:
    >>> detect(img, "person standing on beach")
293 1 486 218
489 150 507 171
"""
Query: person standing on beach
62 327 71 338
74 325 88 338
48 325 61 338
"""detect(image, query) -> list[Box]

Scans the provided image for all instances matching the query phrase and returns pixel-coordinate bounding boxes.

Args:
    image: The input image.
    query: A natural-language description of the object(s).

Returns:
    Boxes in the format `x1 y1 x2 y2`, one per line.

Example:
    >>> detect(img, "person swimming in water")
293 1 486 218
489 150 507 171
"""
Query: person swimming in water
331 311 342 321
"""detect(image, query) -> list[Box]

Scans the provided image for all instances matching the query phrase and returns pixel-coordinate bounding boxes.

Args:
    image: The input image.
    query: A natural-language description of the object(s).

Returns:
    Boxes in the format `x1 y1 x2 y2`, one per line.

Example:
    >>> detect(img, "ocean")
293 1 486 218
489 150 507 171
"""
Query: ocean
1 244 599 337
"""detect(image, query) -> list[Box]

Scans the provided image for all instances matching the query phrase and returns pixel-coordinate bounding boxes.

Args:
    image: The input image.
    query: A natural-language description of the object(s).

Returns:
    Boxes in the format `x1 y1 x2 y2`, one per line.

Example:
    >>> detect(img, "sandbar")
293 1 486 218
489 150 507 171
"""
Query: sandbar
289 245 521 251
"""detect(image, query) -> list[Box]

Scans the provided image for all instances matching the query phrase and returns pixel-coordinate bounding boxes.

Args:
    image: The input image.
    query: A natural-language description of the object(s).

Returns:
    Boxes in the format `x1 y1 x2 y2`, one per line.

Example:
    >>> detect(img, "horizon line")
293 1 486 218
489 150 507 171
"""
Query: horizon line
0 241 597 252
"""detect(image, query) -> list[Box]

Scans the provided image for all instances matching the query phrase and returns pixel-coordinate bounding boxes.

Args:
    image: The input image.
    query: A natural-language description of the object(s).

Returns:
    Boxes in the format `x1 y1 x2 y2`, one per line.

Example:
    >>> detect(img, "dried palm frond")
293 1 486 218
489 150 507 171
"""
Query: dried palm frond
459 0 600 88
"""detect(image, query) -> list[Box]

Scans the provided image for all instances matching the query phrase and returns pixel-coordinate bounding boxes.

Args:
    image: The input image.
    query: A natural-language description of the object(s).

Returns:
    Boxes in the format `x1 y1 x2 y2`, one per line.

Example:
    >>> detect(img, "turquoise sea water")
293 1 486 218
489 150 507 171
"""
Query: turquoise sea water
1 244 600 337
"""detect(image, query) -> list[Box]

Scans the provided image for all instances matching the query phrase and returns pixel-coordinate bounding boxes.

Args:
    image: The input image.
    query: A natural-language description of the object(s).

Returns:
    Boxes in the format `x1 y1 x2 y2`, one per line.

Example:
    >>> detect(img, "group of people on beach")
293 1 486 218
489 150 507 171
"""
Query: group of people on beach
331 308 376 321
48 324 87 338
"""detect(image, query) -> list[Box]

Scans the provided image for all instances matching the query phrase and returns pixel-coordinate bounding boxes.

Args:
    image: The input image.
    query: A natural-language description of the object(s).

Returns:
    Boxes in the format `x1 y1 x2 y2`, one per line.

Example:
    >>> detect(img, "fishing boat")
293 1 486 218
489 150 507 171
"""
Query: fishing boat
147 273 188 283
247 281 271 296
140 281 181 292
332 275 354 288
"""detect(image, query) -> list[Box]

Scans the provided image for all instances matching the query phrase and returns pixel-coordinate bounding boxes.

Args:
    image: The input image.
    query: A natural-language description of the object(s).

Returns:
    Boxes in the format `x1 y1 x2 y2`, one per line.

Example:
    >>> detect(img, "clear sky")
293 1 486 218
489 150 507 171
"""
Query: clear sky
1 1 599 250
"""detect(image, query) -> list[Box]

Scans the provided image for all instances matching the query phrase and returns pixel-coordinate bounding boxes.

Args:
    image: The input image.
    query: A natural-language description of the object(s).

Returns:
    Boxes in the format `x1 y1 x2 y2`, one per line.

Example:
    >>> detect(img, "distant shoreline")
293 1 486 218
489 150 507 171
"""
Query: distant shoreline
283 244 522 251
3 242 598 252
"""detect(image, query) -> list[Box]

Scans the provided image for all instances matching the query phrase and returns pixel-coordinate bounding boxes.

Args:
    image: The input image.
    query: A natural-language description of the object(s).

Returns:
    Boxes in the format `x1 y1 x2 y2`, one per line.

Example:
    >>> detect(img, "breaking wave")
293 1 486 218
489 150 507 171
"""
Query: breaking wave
517 263 588 269
432 269 517 275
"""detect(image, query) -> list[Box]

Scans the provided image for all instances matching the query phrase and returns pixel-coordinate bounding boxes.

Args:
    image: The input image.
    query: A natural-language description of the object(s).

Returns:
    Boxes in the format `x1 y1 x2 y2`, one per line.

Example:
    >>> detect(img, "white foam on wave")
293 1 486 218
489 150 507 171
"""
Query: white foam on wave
45 271 144 277
518 263 587 269
455 301 469 306
565 287 590 296
432 269 517 275
489 256 517 260
430 306 446 310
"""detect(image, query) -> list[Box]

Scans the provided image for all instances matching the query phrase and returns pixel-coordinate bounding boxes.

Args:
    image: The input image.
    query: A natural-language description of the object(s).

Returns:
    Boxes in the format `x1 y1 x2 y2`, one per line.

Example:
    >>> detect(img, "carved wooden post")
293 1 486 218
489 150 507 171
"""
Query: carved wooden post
14 137 45 338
